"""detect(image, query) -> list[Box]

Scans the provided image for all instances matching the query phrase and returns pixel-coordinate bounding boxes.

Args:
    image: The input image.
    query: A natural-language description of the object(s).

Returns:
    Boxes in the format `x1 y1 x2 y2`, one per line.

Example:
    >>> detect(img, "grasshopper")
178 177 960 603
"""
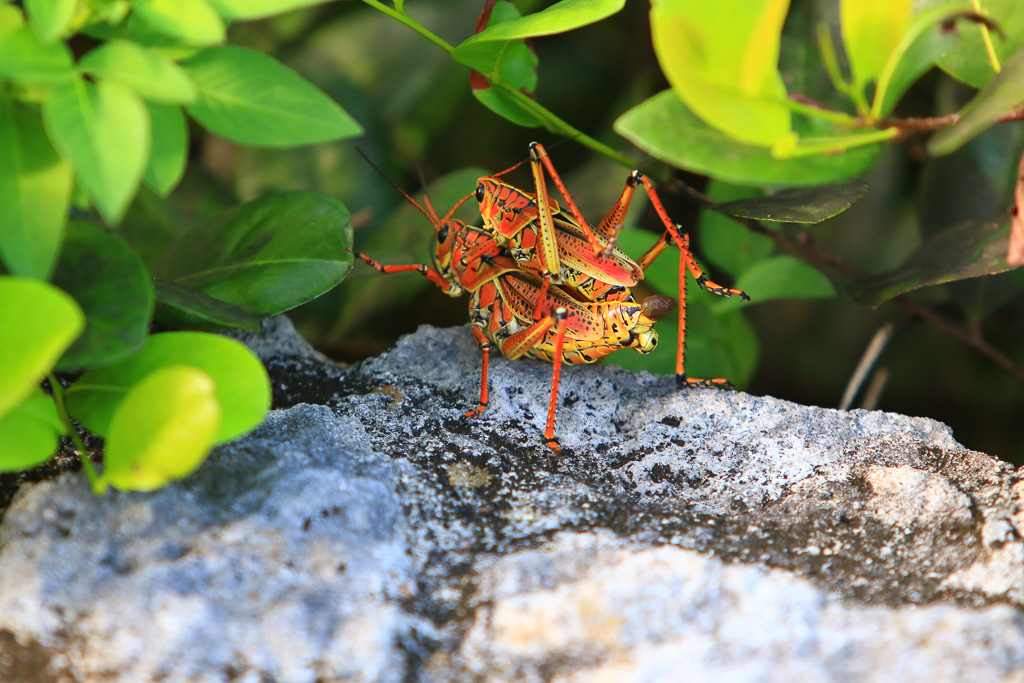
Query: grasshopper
356 188 673 450
473 142 750 388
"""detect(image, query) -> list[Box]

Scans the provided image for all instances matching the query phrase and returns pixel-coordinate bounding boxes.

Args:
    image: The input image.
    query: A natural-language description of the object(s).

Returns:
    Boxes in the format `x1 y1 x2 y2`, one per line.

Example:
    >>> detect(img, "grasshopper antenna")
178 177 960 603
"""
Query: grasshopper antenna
355 147 473 228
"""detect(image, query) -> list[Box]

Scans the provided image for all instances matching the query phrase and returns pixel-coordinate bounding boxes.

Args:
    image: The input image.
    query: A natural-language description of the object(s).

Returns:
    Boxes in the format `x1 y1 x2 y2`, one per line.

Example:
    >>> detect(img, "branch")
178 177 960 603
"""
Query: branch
665 177 1024 386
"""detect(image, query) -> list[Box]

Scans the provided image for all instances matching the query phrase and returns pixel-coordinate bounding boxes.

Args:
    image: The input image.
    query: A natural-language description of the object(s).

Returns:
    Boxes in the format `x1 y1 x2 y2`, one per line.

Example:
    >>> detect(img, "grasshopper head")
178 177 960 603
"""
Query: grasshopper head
629 294 676 354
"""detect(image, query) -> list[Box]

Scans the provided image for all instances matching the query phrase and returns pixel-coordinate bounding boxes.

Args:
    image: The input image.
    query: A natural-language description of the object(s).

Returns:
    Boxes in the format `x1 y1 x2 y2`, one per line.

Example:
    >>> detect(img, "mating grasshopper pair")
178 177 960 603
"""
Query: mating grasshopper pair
358 143 749 450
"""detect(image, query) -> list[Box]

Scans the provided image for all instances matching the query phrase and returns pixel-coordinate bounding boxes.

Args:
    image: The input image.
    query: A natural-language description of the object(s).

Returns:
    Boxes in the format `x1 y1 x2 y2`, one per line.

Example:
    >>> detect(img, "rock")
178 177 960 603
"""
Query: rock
1 318 1023 682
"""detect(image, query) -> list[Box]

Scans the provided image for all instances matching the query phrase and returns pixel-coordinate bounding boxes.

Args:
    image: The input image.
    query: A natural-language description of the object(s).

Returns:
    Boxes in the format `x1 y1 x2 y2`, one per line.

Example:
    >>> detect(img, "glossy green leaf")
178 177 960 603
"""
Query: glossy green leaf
52 222 154 370
153 279 263 332
712 255 836 314
0 93 72 279
79 40 198 104
99 365 221 492
714 179 869 223
472 87 544 128
850 216 1012 306
25 0 75 44
0 276 84 419
455 2 543 127
872 8 960 116
66 331 270 443
921 0 1024 88
156 191 353 317
42 78 151 224
841 0 911 89
615 91 880 186
456 0 625 46
207 0 331 20
182 46 363 146
143 102 188 196
929 47 1024 156
870 2 974 118
0 23 74 83
0 388 64 472
698 182 775 278
133 0 225 46
124 13 203 61
650 0 791 147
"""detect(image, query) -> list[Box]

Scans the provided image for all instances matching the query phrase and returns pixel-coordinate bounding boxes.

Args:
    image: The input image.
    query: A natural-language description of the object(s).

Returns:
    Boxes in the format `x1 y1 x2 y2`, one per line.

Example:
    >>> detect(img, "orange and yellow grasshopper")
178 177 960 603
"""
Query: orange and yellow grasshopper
472 142 750 388
356 189 674 450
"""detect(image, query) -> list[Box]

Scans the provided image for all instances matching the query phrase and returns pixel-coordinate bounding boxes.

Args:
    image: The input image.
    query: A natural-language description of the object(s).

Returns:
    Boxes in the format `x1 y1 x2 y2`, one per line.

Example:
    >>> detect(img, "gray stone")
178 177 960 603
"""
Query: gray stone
1 318 1023 682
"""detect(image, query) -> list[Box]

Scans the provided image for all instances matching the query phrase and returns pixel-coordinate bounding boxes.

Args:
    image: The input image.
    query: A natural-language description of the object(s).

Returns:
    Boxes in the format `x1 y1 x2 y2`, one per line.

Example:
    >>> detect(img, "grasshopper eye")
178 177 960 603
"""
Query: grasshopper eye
438 224 449 242
475 183 486 202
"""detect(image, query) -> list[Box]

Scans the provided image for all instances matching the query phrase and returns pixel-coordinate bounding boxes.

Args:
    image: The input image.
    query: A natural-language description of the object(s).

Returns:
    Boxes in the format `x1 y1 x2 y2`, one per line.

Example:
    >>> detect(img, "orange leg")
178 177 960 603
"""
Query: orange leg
465 326 492 417
529 142 607 262
356 253 455 293
543 307 569 452
673 242 733 390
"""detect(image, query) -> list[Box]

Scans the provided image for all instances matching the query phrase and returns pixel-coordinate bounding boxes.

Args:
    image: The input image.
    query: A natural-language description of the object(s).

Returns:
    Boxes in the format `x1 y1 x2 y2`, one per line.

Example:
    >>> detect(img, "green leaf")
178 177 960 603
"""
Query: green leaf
42 77 151 224
472 87 544 127
51 222 155 370
124 12 203 61
143 102 188 196
712 255 836 314
870 2 975 119
698 182 775 278
929 47 1024 156
133 0 226 46
66 331 270 443
0 276 84 419
455 2 543 127
207 0 331 20
156 190 354 317
25 0 76 44
79 40 198 104
650 0 791 147
0 23 74 83
922 0 1024 88
872 9 960 116
714 179 869 223
0 389 64 472
152 279 263 332
181 46 363 147
849 215 1012 306
98 365 221 492
456 0 626 46
0 94 72 280
615 91 881 186
841 0 912 90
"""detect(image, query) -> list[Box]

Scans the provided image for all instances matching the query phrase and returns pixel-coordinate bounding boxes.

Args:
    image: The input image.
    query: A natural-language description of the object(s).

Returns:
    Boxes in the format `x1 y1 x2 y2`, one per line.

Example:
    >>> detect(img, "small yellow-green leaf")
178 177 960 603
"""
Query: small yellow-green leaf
133 0 225 46
99 365 221 492
25 0 76 44
650 0 791 147
0 276 84 419
0 388 65 472
42 77 151 224
0 92 72 279
79 40 198 104
66 331 269 444
207 0 331 20
841 0 912 89
0 22 74 83
143 102 188 196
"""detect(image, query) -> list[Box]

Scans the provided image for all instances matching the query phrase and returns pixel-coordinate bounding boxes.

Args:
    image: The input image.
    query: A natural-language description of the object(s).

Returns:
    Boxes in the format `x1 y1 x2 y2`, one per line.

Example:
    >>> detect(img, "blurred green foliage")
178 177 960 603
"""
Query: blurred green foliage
3 0 1024 479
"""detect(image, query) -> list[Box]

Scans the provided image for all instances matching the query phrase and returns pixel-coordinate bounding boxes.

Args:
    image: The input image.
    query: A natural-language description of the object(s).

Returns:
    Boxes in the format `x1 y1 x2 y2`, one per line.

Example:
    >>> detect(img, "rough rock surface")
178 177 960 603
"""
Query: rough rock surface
2 317 1023 682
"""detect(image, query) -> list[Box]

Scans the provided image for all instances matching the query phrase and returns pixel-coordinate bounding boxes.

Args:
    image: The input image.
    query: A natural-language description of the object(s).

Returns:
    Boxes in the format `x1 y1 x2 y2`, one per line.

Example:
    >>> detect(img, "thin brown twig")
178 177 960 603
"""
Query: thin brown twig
664 177 1024 386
